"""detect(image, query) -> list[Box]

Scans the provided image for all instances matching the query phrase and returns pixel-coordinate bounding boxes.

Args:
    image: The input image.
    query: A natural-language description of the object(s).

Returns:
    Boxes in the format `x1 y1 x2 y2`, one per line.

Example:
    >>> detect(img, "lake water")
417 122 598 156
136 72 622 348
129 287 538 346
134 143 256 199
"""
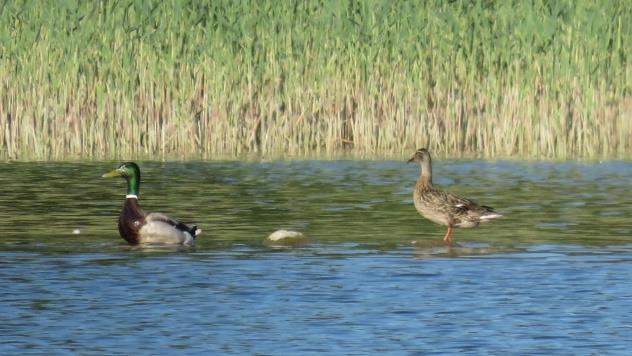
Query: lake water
1 159 631 354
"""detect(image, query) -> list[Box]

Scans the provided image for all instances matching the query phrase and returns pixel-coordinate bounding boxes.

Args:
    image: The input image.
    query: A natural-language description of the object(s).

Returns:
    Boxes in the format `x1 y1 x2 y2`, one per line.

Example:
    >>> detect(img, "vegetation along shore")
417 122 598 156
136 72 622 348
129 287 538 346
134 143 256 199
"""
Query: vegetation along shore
1 0 629 160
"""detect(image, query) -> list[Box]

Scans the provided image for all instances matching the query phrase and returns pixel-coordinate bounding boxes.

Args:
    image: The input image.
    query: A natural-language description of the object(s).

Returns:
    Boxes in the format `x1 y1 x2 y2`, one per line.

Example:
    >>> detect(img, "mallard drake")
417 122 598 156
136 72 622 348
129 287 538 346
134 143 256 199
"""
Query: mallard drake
408 148 501 243
102 162 200 245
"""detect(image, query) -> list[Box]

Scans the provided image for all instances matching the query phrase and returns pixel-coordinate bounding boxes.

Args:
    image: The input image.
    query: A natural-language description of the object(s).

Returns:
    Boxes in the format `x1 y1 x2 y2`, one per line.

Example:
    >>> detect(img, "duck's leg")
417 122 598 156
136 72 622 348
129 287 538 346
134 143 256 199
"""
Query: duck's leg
443 226 453 243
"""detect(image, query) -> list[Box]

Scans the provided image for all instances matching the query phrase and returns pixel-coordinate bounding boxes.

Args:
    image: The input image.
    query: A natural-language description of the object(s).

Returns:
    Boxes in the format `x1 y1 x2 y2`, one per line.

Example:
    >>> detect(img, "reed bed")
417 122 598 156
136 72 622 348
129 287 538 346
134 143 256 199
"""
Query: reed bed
0 0 630 160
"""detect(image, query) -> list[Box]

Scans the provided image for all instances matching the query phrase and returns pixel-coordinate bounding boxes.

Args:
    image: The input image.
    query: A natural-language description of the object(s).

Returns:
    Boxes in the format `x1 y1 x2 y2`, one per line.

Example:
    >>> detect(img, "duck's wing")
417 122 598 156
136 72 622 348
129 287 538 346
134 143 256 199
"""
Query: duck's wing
146 212 200 237
146 212 179 226
426 189 495 215
134 212 199 245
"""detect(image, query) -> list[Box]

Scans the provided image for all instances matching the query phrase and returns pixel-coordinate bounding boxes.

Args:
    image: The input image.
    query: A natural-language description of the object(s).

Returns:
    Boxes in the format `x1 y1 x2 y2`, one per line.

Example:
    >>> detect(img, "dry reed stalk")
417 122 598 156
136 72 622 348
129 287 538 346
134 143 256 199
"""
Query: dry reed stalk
0 0 629 160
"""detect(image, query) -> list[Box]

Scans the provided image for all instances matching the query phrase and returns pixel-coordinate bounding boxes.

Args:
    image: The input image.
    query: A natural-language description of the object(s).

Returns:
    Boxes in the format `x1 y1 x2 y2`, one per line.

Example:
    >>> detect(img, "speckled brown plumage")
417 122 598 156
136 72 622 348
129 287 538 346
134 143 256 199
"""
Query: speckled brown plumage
408 148 501 242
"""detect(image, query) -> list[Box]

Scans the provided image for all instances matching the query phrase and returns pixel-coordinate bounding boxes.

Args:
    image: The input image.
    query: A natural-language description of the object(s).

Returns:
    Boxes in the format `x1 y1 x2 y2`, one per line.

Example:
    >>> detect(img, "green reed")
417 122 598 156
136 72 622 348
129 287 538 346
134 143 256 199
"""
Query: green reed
0 0 629 160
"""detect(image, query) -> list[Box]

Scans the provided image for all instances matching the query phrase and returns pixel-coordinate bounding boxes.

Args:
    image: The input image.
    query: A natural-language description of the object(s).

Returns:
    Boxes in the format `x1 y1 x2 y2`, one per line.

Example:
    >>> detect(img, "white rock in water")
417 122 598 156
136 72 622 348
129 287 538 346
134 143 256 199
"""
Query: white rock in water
266 230 305 242
72 229 81 235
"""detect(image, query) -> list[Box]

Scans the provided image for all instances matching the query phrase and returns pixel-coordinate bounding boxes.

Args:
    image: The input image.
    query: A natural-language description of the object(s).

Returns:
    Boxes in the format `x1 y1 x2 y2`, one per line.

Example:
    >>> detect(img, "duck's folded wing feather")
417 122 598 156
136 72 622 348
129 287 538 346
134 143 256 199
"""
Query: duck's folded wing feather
427 189 493 214
138 220 194 245
146 212 199 235
146 212 177 225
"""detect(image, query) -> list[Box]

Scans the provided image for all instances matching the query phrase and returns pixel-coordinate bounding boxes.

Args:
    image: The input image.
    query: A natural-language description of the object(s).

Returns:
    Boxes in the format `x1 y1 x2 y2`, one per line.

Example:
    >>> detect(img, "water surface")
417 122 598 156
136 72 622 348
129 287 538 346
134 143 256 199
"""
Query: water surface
0 160 631 353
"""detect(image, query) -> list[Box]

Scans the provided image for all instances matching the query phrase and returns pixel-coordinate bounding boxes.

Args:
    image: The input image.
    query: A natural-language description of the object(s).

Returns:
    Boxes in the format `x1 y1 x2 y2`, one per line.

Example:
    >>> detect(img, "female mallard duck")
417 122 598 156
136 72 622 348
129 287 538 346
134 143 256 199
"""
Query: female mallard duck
102 162 200 245
408 148 501 243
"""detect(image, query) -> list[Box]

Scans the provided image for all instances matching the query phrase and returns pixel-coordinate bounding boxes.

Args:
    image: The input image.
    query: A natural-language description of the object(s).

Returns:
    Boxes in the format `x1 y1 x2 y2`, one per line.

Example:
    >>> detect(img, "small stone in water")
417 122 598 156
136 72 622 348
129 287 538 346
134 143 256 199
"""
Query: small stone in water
266 229 305 242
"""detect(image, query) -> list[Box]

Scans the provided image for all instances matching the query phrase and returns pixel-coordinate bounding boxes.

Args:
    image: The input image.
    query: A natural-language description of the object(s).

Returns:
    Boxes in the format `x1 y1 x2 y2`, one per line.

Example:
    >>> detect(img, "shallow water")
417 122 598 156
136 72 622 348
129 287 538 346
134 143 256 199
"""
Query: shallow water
1 160 631 353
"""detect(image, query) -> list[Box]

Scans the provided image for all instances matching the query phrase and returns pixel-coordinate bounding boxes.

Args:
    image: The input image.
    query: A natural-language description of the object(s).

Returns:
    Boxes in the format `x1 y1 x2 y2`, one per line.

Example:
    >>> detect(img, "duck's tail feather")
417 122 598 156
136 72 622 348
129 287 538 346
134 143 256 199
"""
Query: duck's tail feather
190 225 201 238
480 212 503 221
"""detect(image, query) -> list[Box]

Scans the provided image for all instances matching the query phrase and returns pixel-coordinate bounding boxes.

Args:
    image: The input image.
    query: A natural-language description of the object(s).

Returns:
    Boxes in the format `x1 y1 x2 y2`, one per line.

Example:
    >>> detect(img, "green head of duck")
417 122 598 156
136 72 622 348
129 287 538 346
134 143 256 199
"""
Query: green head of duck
102 162 141 196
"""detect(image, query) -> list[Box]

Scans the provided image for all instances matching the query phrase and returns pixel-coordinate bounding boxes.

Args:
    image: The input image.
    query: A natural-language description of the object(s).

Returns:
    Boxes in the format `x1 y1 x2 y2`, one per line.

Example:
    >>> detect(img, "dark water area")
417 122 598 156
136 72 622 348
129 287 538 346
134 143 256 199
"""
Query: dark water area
1 160 631 354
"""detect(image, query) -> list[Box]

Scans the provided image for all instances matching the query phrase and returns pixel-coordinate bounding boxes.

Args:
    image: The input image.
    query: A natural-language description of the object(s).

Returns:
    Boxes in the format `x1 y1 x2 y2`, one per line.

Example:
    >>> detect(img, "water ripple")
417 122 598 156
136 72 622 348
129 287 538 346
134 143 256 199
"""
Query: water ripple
1 160 631 353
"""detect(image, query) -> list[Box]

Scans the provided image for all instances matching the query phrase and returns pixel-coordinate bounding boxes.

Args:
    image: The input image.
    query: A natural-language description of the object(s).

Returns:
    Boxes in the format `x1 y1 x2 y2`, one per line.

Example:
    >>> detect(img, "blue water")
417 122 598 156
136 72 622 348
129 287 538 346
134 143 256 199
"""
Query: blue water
2 245 632 354
1 160 631 354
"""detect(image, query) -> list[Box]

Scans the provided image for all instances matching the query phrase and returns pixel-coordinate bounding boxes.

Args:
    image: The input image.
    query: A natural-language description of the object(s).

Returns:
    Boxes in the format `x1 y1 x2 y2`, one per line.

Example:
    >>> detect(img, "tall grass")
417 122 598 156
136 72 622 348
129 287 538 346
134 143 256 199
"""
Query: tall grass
0 0 630 160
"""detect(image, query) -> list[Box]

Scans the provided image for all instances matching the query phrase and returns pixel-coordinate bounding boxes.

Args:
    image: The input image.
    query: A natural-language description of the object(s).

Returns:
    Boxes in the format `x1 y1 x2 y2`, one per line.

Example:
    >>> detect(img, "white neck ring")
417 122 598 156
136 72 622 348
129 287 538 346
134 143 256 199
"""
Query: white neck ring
126 194 138 199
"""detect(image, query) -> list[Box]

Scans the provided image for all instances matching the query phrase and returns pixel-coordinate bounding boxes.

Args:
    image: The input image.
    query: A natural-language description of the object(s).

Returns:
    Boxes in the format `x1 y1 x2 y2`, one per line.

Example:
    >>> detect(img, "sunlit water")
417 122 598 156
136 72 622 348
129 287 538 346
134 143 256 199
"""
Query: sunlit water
1 160 631 354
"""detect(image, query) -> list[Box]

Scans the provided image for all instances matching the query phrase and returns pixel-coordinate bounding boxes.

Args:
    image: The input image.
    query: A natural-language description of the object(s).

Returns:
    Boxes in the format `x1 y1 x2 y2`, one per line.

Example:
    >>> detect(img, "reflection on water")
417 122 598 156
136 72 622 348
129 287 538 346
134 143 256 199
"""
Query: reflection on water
0 160 631 353
1 160 630 249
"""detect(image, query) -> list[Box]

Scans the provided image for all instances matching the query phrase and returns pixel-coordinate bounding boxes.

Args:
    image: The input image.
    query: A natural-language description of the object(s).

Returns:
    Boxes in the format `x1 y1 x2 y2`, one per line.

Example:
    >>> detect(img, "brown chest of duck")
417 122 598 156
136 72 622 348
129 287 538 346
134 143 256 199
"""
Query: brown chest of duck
408 148 501 243
102 162 200 245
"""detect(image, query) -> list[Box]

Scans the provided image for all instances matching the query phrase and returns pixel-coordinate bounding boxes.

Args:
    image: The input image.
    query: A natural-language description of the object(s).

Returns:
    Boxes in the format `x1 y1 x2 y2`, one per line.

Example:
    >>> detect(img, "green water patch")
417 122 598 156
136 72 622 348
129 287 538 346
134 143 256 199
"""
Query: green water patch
0 160 630 253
